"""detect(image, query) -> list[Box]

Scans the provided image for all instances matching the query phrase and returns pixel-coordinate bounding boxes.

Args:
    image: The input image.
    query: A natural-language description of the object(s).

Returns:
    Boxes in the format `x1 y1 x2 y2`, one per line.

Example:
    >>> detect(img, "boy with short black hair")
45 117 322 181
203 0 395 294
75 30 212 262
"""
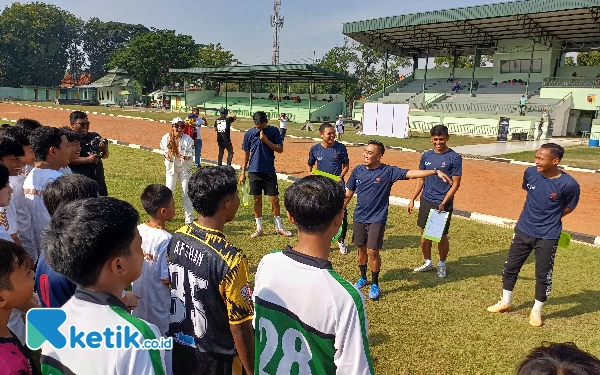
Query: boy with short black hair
59 128 81 175
15 118 42 132
239 111 291 238
35 174 100 308
133 184 175 336
0 137 25 245
24 127 71 262
168 166 254 375
0 239 39 375
41 197 166 374
254 175 375 374
409 124 462 278
0 127 36 260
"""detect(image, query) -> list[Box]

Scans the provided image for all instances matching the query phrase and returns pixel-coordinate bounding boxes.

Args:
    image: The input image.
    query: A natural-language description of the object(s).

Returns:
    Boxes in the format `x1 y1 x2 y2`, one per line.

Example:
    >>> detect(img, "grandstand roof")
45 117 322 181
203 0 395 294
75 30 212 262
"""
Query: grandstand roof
342 0 600 57
169 64 357 83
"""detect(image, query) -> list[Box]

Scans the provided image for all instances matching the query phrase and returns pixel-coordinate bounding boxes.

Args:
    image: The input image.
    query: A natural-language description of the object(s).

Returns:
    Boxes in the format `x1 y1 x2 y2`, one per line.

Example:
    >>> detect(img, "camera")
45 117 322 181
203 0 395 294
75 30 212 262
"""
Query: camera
88 136 108 156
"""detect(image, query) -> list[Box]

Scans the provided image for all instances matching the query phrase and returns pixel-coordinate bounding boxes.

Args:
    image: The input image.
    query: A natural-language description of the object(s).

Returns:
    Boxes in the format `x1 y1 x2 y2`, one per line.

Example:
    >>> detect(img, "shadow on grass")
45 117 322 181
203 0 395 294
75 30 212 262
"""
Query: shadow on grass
513 289 600 319
369 332 390 348
384 235 422 250
381 249 535 295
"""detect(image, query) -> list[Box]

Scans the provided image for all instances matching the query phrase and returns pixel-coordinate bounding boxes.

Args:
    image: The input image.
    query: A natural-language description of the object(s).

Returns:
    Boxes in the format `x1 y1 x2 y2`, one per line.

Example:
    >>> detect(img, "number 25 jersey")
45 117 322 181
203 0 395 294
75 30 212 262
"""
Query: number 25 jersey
168 223 254 356
254 247 375 375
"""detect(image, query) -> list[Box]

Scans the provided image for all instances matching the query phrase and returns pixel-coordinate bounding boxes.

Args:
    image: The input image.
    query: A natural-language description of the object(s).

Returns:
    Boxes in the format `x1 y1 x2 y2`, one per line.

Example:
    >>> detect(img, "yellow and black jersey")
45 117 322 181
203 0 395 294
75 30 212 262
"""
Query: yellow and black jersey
168 223 253 357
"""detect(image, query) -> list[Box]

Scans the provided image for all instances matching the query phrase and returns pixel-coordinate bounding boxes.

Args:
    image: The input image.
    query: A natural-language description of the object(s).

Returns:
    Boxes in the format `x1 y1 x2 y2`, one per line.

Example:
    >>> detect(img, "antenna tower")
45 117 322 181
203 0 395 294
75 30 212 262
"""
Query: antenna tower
270 0 284 65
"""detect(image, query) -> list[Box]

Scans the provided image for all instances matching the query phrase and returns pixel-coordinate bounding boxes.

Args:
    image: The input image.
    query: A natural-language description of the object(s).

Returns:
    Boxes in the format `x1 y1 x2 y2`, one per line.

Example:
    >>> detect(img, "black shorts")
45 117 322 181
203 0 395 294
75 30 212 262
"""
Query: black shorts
249 172 279 196
352 222 385 250
417 198 453 235
172 343 247 375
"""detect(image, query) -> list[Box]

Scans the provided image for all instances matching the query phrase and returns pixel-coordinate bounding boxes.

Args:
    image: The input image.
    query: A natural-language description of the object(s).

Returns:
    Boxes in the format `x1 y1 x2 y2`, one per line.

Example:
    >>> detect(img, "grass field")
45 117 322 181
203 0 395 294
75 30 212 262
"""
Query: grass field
104 145 600 375
501 145 600 170
7 101 496 150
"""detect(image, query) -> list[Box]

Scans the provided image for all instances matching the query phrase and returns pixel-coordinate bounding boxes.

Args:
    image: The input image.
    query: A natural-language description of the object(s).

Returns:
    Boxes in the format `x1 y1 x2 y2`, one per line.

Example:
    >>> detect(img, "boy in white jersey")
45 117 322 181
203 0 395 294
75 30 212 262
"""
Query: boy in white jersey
41 197 167 374
133 184 175 374
24 127 70 261
253 175 375 374
0 127 37 259
0 137 25 245
58 128 81 175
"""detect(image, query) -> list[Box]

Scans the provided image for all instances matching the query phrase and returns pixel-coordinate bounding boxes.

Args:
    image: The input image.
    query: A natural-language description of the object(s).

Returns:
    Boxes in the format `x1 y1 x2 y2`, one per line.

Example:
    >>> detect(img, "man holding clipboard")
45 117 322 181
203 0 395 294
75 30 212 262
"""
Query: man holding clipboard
408 125 463 278
308 123 350 254
344 140 452 300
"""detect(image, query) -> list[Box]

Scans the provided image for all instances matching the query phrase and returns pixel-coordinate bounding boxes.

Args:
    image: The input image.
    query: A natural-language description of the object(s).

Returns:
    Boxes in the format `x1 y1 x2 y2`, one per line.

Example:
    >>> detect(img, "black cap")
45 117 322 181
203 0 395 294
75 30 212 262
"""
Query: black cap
219 107 227 114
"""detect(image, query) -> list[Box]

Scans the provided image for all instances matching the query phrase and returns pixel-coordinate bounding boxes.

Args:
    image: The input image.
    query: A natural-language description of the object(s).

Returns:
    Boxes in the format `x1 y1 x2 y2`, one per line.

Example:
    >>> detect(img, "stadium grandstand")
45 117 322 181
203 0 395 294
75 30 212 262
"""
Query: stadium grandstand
169 64 356 123
344 0 600 140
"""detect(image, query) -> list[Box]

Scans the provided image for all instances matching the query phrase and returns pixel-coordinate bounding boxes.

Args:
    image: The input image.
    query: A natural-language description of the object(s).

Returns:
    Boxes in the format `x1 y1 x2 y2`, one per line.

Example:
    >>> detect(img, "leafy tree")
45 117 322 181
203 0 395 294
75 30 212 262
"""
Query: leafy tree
195 43 240 67
107 29 197 92
434 55 493 68
576 52 600 66
82 18 149 80
565 56 576 66
0 2 82 87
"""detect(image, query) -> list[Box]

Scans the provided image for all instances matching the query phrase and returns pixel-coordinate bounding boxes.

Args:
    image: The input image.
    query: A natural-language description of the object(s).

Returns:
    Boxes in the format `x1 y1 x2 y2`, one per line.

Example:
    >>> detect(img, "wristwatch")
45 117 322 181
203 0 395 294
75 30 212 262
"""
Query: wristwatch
433 168 439 176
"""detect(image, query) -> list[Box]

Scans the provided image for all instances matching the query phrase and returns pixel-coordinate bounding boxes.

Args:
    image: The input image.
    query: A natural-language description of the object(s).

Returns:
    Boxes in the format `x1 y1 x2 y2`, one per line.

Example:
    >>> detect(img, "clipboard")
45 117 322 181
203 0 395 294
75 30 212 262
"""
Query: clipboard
241 177 250 206
421 209 450 242
558 232 571 249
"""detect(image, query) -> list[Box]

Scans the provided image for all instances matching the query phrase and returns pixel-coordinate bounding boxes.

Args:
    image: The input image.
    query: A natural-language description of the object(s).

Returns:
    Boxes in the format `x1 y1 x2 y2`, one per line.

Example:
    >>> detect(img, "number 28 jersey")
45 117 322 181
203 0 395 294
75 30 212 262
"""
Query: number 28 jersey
254 247 375 375
168 223 254 356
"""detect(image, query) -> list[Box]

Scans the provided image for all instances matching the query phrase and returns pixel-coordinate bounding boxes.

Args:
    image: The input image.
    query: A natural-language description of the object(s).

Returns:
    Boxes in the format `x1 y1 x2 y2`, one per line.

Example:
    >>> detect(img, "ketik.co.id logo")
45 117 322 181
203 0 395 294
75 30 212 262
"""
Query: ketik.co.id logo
26 308 172 350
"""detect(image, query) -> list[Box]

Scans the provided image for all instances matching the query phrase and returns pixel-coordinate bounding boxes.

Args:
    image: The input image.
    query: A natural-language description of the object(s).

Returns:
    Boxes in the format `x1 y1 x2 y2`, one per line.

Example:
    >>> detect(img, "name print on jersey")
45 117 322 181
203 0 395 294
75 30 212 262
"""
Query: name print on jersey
172 240 205 266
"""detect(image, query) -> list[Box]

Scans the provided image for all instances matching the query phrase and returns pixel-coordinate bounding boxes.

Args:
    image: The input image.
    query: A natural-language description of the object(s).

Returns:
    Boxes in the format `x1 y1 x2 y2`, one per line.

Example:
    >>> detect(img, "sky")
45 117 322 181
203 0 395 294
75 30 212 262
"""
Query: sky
0 0 514 66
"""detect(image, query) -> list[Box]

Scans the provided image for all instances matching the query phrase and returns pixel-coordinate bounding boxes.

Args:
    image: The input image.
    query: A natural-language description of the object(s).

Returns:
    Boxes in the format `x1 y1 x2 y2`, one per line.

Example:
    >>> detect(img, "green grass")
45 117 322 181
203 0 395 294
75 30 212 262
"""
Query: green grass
11 100 496 150
501 145 600 169
104 145 600 375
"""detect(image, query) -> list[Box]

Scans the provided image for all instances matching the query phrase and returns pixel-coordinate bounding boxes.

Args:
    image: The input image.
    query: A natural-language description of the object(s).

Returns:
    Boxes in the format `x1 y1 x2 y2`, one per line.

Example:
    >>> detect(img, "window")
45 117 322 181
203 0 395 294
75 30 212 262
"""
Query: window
500 59 542 73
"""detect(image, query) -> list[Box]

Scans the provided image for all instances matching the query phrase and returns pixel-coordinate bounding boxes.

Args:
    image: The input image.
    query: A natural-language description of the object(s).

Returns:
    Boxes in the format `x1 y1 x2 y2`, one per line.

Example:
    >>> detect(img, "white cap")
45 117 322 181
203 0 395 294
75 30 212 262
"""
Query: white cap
338 115 343 118
171 117 184 124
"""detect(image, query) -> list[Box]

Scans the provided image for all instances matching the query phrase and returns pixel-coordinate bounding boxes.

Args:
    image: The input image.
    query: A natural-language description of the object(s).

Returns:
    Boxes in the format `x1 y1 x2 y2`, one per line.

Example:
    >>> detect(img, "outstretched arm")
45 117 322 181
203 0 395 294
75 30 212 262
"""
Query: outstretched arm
406 169 452 185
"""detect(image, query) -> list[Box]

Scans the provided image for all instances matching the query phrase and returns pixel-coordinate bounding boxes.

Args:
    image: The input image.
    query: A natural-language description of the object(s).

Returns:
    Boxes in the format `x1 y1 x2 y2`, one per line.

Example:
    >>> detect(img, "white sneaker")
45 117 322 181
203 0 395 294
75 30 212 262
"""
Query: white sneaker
437 263 447 278
276 228 292 237
413 263 434 272
338 240 348 255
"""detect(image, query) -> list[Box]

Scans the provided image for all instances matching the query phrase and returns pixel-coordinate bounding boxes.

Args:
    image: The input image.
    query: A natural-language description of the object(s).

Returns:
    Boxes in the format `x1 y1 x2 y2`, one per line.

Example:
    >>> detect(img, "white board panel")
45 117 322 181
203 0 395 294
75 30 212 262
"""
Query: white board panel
362 102 378 136
392 103 410 139
376 103 394 137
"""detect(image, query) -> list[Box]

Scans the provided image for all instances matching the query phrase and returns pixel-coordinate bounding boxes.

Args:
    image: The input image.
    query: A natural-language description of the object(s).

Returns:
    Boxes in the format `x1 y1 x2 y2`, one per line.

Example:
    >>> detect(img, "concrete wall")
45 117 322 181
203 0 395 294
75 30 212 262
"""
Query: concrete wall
540 87 600 111
219 92 345 101
310 99 345 121
0 87 23 99
414 67 493 80
409 111 536 136
97 87 138 105
185 90 216 107
555 66 600 78
551 95 573 137
492 39 561 83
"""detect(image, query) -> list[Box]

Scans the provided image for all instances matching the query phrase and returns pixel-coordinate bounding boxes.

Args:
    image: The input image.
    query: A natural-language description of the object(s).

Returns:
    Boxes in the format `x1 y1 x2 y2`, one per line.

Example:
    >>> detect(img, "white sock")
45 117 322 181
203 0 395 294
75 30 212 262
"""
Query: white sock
438 260 446 266
274 216 282 230
255 217 263 232
502 289 513 304
424 259 432 266
532 299 544 312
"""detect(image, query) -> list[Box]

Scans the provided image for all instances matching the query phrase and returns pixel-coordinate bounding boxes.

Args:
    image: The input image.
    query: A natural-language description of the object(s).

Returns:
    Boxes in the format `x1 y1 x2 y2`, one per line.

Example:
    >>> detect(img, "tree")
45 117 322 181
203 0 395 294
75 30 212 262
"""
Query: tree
576 52 600 66
434 55 493 68
107 29 197 92
0 2 82 87
82 18 149 80
194 43 240 67
565 56 576 66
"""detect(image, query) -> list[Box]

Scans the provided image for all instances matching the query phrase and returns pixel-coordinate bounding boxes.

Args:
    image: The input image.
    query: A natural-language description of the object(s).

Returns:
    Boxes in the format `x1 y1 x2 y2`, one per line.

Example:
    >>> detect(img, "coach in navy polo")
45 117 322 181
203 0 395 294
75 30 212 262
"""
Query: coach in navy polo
344 140 452 300
409 125 463 278
239 111 292 238
308 123 350 254
487 143 580 327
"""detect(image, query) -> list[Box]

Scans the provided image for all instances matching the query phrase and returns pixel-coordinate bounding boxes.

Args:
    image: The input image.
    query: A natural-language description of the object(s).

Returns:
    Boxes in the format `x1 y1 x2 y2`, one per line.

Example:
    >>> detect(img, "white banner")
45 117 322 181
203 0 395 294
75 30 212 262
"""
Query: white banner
376 104 394 137
362 103 410 139
362 102 378 136
392 104 410 138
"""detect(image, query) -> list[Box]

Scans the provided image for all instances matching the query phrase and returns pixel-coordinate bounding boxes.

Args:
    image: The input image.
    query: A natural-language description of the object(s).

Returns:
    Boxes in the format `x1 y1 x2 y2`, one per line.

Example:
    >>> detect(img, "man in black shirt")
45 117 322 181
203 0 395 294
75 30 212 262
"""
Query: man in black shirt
68 111 109 196
214 108 236 166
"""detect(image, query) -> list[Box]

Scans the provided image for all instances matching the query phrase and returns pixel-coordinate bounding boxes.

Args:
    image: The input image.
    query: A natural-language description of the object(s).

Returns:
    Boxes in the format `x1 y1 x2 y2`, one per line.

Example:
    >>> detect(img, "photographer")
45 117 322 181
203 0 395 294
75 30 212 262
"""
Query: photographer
68 111 109 196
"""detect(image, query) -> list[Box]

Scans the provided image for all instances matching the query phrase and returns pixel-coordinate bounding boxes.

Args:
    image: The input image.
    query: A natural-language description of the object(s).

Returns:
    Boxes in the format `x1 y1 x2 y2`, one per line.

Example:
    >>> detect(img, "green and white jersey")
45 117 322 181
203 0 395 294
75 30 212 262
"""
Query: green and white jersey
253 247 375 375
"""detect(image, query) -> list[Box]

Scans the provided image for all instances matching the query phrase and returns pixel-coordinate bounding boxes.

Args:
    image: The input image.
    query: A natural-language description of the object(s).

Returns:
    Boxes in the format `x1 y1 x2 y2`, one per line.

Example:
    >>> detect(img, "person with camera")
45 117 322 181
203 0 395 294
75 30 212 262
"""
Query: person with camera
68 111 109 196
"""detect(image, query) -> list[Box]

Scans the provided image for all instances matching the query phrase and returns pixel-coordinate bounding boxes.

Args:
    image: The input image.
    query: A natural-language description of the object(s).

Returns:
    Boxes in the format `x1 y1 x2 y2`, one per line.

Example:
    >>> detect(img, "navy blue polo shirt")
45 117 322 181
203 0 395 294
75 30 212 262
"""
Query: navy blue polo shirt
242 126 282 173
516 166 580 240
307 142 349 177
346 164 409 224
35 252 77 308
419 149 462 204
